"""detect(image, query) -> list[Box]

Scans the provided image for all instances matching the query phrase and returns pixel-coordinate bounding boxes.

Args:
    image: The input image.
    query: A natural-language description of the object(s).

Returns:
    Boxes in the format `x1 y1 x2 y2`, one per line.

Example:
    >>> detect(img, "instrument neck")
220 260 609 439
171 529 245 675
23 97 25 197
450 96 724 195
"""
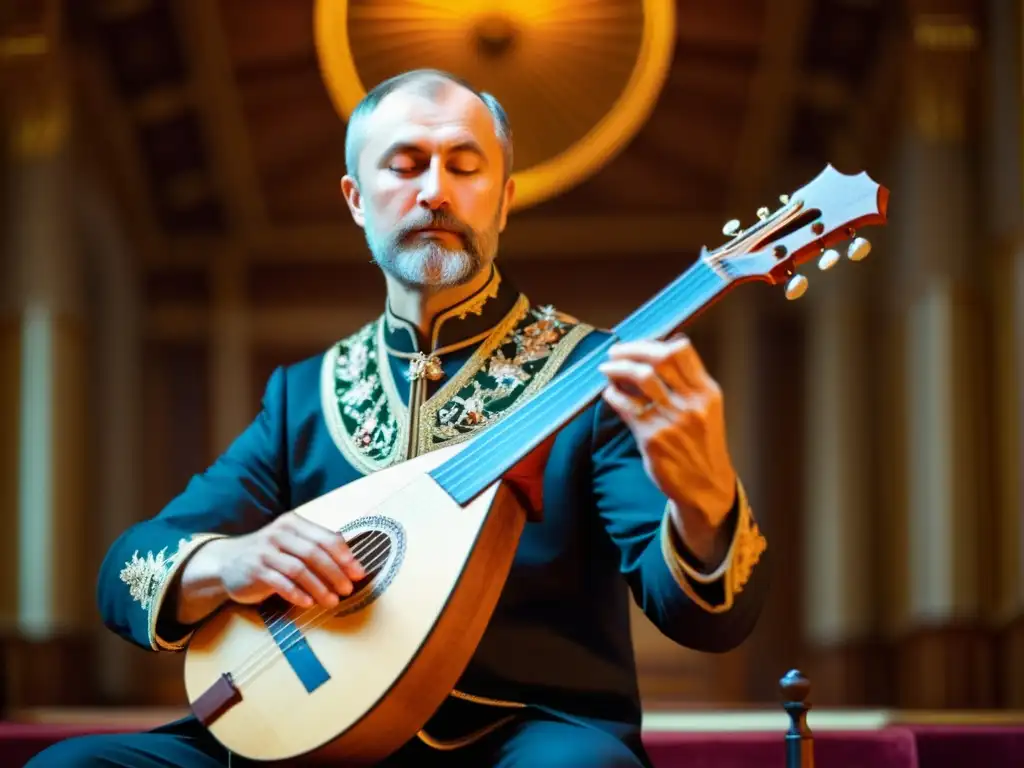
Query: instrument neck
429 257 734 505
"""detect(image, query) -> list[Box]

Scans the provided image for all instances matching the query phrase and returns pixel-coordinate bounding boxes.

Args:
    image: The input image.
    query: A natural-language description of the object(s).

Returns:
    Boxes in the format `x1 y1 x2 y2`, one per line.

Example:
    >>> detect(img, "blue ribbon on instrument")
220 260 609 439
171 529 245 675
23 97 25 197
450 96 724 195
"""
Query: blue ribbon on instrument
259 600 331 693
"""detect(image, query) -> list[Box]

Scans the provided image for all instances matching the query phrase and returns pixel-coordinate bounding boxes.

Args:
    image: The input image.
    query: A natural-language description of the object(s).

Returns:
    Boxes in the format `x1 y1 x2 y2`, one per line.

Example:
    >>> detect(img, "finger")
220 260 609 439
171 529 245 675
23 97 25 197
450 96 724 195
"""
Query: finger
285 515 365 582
602 384 665 423
607 336 690 363
263 549 339 609
259 569 315 609
597 359 672 404
609 336 711 387
606 338 692 394
272 528 354 598
663 336 716 391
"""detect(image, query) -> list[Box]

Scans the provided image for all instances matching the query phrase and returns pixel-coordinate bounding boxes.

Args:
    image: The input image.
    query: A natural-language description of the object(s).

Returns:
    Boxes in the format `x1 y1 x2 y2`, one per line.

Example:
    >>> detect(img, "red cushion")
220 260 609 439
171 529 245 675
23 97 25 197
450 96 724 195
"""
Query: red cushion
905 725 1024 768
643 729 919 768
0 722 138 767
5 720 1023 768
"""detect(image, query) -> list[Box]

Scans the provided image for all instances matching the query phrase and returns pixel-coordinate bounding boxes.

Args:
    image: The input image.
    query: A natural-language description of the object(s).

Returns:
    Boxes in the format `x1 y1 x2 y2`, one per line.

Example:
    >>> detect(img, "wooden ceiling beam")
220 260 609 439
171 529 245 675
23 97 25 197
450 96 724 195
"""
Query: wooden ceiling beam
727 0 814 218
154 212 727 269
175 0 266 233
247 213 722 262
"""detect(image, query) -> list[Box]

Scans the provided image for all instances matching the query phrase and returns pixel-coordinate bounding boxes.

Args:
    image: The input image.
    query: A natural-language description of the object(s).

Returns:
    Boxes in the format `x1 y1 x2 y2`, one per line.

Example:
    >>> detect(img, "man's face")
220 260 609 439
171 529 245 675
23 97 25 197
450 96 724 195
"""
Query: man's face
341 83 515 291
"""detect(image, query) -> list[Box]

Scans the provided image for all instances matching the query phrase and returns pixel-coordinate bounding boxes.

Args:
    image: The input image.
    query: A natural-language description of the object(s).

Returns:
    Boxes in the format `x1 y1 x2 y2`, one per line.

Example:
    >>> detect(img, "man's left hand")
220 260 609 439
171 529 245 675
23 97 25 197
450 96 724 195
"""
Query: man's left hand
598 336 736 566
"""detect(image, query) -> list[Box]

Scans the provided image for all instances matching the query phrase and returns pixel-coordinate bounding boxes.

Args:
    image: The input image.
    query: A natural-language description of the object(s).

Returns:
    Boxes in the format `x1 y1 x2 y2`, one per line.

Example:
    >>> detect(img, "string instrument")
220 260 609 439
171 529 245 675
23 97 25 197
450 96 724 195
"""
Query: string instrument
182 164 890 763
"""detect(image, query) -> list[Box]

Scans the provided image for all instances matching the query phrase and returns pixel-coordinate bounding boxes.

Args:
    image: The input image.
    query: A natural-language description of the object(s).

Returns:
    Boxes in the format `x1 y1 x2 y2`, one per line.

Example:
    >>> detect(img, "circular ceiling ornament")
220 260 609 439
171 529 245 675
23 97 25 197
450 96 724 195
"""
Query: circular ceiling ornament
314 0 677 211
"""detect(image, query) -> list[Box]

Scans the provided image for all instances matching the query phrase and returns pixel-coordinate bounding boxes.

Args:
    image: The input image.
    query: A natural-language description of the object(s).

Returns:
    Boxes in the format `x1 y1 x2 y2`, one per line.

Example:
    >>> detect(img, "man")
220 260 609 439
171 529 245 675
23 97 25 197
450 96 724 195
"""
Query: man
29 69 769 767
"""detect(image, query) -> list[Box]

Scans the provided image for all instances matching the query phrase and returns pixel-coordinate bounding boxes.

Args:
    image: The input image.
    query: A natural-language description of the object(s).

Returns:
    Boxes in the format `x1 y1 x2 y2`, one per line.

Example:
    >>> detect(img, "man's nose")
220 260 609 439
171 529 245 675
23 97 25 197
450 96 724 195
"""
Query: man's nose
417 160 450 209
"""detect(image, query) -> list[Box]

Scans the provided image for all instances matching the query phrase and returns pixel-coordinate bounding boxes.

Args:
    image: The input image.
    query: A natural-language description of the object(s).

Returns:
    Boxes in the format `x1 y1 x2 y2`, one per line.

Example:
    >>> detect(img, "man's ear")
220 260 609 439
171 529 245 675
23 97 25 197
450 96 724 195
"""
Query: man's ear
340 175 365 228
498 175 516 232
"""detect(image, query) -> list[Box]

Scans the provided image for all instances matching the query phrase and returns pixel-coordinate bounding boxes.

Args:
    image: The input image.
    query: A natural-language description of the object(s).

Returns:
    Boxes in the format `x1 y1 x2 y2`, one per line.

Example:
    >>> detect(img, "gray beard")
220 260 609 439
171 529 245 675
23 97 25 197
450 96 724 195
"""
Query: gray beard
373 241 481 290
363 203 501 290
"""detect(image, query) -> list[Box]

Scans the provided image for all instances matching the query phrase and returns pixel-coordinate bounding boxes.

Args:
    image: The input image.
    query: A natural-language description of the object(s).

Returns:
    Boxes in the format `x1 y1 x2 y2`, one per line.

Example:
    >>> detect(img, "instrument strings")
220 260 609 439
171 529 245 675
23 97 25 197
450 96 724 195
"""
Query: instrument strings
432 266 728 499
230 533 392 687
228 266 731 688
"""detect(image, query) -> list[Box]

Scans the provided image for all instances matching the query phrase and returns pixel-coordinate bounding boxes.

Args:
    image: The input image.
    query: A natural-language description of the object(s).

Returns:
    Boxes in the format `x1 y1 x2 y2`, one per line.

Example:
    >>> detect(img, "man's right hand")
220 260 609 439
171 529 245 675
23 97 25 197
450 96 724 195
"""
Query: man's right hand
174 513 365 626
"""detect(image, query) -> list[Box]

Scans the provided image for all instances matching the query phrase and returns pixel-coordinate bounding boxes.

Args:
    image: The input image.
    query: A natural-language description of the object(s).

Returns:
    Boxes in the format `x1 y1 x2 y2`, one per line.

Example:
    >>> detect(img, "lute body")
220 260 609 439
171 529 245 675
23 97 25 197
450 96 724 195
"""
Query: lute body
184 441 527 764
182 165 890 764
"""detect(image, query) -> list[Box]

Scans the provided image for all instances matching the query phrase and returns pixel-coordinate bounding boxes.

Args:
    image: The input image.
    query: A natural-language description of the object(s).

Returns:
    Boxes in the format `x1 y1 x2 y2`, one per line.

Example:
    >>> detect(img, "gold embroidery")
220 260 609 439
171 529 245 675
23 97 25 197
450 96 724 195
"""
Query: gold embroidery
417 715 517 751
660 480 767 613
450 688 526 708
119 533 225 651
731 506 768 592
409 352 445 382
321 320 406 475
323 295 595 475
383 268 502 350
119 538 192 612
438 269 502 325
416 687 525 750
415 307 592 456
149 533 226 651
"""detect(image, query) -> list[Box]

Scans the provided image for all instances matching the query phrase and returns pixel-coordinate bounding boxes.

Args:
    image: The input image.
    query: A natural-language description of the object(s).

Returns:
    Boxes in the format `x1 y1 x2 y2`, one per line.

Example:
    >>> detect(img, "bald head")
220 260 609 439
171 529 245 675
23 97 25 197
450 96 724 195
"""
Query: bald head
344 69 513 182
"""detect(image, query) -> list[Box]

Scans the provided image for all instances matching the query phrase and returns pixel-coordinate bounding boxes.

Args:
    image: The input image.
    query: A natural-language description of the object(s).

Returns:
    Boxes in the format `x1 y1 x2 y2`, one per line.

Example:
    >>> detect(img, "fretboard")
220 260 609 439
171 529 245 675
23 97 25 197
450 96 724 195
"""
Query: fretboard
429 256 732 505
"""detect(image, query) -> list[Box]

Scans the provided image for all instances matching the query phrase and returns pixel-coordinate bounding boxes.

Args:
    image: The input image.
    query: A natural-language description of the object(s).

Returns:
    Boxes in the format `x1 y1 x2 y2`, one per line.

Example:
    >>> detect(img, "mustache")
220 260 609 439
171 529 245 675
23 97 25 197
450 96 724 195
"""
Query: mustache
395 210 472 243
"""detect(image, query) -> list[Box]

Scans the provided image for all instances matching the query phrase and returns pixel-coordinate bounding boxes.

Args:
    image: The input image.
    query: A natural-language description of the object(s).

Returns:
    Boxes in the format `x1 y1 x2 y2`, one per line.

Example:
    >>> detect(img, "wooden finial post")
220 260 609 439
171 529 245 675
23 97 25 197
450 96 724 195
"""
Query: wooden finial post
780 669 814 768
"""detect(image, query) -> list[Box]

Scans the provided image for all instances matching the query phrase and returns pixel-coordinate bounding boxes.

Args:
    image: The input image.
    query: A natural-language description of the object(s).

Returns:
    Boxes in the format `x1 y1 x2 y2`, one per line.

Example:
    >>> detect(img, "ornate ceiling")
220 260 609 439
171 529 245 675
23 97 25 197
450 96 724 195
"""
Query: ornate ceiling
60 0 903 267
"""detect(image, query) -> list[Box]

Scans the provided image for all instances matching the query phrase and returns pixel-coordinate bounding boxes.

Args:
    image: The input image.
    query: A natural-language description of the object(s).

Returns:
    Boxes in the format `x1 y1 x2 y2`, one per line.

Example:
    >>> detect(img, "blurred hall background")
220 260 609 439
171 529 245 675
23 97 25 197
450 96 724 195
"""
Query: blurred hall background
1 0 1023 739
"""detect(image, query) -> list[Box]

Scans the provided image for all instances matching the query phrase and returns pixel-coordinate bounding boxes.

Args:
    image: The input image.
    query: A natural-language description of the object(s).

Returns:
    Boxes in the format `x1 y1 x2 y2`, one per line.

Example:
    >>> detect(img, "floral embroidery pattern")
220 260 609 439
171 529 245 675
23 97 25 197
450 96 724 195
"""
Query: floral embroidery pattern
119 537 192 610
429 306 573 445
323 301 593 474
330 321 402 467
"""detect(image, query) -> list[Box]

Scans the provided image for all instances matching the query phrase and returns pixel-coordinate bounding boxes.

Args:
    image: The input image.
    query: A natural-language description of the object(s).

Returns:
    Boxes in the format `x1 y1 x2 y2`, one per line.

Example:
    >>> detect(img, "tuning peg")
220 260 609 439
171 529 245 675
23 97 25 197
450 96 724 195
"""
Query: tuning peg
848 237 871 261
818 248 840 271
757 206 770 220
779 194 790 205
785 274 808 300
722 219 742 237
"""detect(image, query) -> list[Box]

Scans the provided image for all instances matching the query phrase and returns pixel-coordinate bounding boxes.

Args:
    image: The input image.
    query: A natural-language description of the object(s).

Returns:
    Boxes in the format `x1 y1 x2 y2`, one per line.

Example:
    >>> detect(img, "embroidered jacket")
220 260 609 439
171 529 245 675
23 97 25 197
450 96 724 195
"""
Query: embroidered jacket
97 266 769 747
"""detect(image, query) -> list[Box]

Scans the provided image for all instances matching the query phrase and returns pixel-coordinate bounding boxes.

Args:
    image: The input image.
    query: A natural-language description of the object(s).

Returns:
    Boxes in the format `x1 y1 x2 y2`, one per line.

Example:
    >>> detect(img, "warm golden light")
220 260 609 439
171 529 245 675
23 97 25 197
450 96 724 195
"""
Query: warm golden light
314 0 676 210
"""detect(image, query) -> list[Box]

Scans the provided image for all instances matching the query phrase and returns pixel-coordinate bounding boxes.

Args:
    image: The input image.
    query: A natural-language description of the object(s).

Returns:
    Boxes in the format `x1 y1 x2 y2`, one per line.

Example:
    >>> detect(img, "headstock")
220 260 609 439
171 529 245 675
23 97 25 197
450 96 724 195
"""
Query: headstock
706 165 889 300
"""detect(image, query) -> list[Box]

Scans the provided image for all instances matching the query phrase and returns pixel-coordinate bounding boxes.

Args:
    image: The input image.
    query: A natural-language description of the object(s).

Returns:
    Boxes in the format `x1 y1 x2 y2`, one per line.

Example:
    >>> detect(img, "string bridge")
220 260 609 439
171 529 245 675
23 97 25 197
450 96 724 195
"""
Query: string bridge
193 673 242 726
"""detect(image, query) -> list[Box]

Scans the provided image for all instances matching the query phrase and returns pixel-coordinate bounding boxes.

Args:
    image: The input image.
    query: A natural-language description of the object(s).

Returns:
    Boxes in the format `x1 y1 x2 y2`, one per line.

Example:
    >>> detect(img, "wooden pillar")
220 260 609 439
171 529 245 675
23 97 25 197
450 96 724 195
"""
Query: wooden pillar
0 1 94 706
801 271 877 704
742 295 807 704
209 246 252 458
715 299 761 702
140 250 252 703
75 178 145 704
985 0 1024 709
893 1 993 708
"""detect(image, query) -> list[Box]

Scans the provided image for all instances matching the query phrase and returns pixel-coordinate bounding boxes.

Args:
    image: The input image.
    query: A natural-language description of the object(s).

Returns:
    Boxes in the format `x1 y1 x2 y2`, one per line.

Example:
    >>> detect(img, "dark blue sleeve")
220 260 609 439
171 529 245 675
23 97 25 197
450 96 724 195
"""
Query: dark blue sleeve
588 397 770 653
95 366 291 651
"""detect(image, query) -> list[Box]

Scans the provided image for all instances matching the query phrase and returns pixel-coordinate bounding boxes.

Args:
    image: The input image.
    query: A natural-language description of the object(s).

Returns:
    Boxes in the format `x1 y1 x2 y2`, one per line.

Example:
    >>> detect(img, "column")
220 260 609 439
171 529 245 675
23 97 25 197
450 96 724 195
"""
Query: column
985 0 1024 708
1 1 93 705
76 180 145 704
209 245 252 457
715 298 762 702
893 1 991 708
801 271 875 705
717 295 806 705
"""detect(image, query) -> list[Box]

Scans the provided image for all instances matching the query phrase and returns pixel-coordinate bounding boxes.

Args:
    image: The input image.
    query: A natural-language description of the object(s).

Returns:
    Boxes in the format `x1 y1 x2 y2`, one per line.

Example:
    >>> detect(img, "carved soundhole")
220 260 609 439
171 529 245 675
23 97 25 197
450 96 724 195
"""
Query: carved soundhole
334 516 406 617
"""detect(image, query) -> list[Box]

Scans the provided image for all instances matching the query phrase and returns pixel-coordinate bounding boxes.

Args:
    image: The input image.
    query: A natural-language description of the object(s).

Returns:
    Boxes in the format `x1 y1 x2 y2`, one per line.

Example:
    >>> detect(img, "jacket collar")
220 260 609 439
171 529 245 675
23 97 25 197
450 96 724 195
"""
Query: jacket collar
382 265 521 355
